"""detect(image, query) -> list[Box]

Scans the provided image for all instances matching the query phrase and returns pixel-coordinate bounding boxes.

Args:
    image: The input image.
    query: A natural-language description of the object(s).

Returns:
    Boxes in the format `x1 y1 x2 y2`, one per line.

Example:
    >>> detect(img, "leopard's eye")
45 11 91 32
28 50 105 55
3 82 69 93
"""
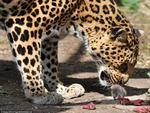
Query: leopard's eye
119 63 128 73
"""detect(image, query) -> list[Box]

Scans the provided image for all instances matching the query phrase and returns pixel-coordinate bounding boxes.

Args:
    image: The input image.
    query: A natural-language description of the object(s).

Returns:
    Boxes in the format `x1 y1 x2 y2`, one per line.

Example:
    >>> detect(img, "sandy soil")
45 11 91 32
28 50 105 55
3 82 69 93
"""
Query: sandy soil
0 5 150 113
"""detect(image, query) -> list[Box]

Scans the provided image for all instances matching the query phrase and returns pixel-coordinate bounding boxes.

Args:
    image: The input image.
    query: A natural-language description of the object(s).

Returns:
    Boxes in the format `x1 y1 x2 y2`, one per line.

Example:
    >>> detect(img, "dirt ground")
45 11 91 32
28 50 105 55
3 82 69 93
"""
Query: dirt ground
0 5 150 113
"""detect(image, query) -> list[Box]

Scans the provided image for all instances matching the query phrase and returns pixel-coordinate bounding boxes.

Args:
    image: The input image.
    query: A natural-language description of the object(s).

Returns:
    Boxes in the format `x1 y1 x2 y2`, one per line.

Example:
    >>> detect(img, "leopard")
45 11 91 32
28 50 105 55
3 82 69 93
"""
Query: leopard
0 0 143 104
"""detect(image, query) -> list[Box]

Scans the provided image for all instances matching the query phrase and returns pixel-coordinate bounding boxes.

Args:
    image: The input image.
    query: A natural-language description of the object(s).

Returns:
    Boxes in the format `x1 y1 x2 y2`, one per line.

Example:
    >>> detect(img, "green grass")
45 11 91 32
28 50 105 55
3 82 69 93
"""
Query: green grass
120 0 139 12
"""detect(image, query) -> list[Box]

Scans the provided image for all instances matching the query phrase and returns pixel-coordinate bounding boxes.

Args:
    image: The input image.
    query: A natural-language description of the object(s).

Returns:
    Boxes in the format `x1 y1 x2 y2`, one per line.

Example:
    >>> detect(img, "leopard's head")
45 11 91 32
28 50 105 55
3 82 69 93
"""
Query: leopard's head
90 26 143 88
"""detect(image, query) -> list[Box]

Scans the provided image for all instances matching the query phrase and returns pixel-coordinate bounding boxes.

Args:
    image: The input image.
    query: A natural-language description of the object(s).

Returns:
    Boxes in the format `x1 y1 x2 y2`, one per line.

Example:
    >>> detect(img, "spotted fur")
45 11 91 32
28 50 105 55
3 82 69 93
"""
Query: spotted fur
0 0 142 104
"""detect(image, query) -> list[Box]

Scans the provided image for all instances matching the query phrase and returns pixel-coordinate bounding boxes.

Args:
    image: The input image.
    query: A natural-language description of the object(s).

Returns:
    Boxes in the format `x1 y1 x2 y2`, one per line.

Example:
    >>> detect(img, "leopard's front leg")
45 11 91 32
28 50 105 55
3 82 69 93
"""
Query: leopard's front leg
41 38 85 99
6 23 63 104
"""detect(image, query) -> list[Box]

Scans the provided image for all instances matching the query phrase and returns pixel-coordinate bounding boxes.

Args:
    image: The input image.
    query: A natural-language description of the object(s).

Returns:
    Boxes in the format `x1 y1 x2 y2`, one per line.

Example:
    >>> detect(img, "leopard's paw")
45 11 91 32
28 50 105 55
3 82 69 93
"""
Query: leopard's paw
147 88 150 96
63 84 85 99
31 92 63 104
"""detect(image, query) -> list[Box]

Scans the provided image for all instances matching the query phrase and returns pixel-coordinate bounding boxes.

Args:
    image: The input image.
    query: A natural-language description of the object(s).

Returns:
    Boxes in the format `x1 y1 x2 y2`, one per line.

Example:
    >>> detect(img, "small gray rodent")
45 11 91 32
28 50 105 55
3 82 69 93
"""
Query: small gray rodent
111 84 127 99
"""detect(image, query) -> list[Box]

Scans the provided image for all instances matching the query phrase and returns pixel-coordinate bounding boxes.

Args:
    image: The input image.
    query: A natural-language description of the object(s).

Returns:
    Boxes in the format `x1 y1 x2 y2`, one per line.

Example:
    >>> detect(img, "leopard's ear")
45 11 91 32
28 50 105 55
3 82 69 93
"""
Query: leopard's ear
133 29 144 37
110 26 128 44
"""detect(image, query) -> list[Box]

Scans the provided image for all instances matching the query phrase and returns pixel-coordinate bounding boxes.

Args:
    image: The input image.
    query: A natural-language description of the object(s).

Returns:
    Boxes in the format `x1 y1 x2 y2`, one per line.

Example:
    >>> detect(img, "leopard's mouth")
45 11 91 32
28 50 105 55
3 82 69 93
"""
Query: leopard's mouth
98 66 111 87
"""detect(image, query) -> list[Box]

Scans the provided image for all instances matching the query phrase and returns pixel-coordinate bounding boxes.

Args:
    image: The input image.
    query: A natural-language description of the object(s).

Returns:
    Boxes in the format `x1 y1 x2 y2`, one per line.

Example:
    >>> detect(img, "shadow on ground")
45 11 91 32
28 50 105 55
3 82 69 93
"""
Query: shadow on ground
60 61 149 96
0 59 149 96
0 38 149 112
0 59 149 112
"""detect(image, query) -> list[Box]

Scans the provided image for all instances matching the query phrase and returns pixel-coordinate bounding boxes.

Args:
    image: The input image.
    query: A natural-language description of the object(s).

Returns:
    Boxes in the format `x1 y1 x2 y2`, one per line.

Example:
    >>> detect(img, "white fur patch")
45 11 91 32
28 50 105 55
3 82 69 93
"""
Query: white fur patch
98 66 108 86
